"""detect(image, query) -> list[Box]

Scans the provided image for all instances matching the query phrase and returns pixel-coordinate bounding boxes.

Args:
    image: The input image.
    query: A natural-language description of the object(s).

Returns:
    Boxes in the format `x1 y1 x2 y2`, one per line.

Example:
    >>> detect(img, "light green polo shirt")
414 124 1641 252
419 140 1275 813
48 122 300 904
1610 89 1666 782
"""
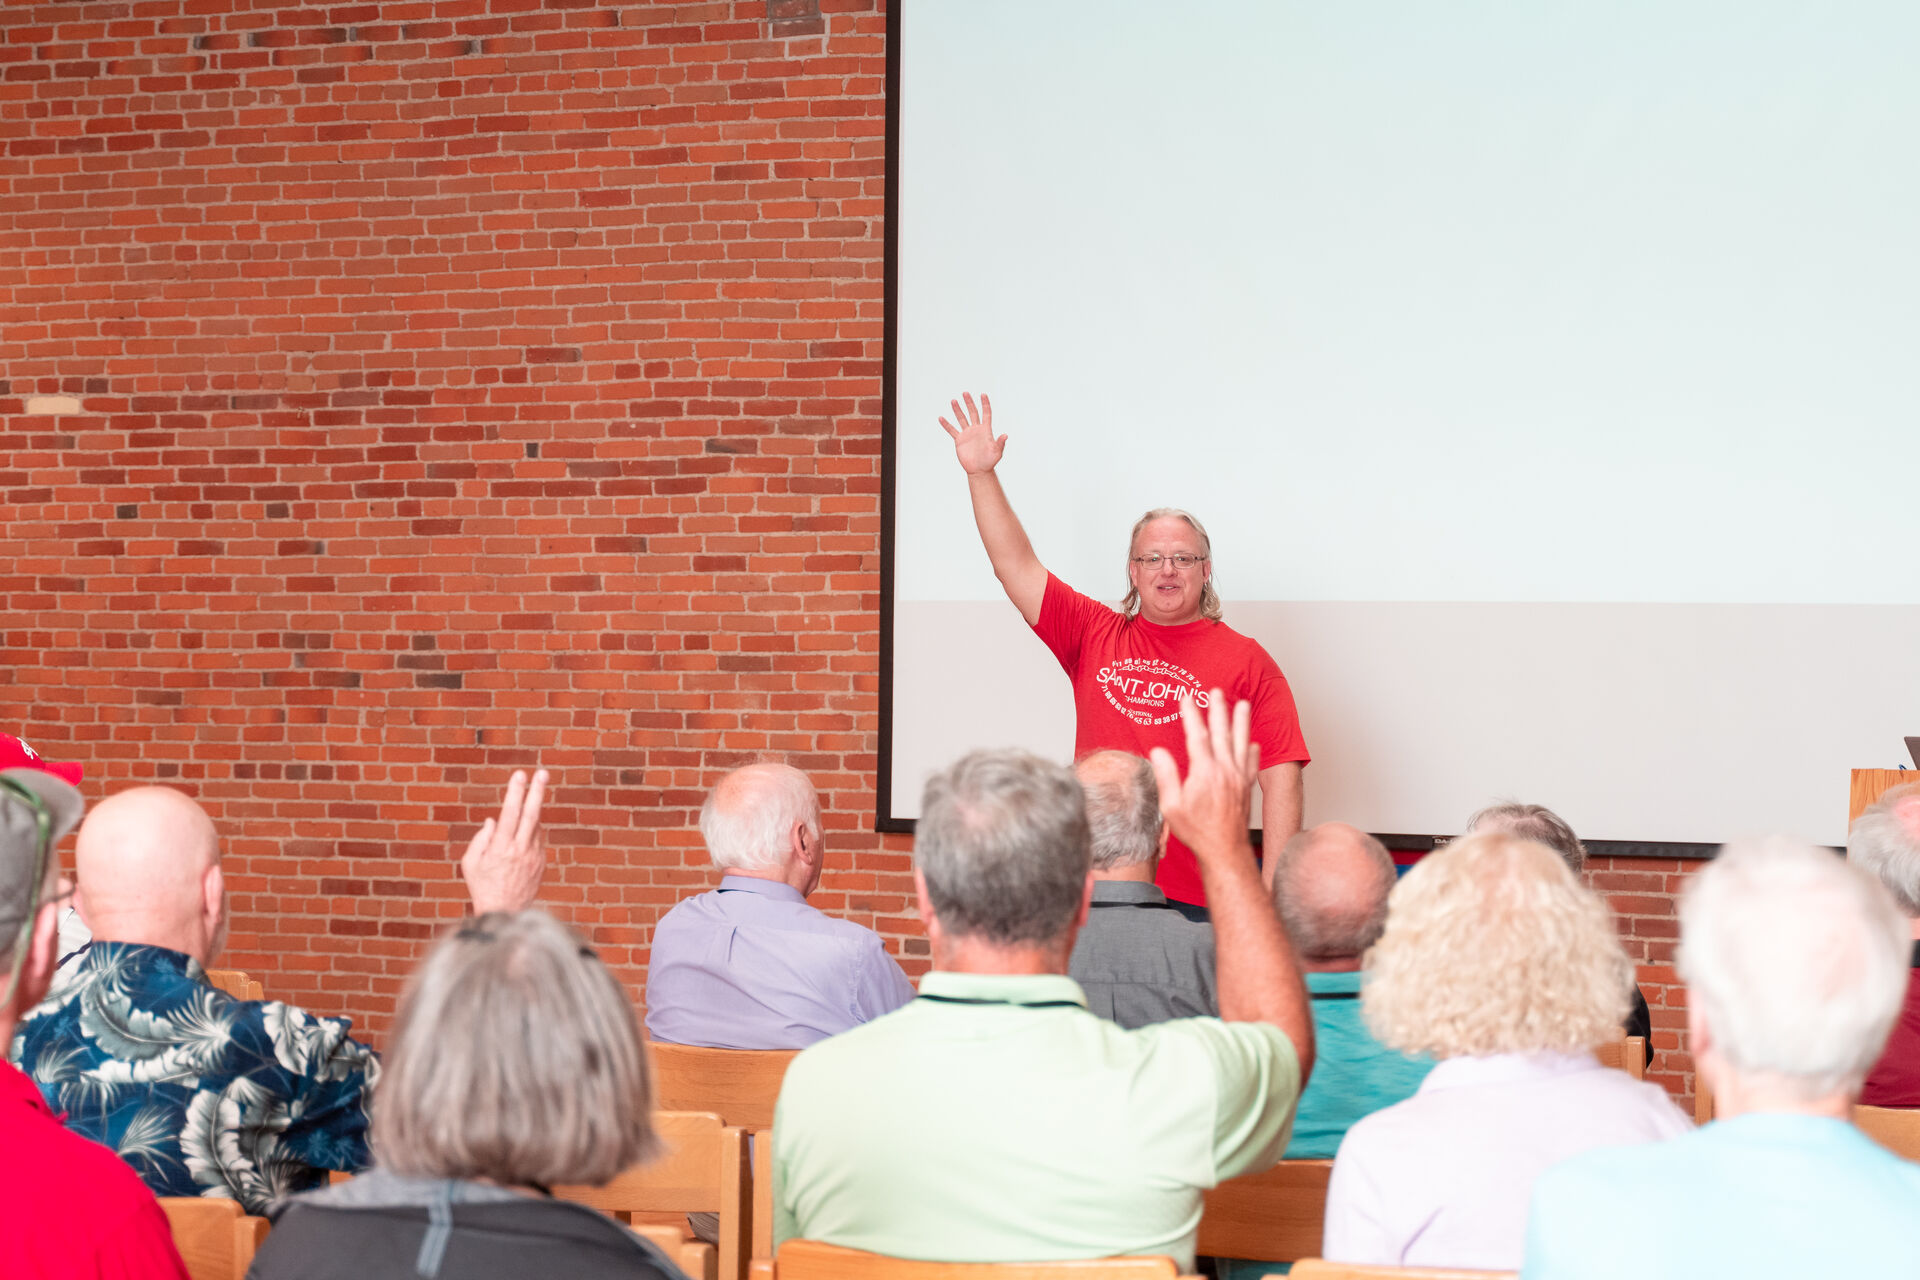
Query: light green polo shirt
772 971 1301 1270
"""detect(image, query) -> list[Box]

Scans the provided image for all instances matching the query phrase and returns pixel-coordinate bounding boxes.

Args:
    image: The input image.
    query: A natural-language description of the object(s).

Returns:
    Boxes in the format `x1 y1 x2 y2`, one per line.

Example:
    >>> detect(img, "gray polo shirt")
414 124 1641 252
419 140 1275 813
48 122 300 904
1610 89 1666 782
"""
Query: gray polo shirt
1068 879 1218 1028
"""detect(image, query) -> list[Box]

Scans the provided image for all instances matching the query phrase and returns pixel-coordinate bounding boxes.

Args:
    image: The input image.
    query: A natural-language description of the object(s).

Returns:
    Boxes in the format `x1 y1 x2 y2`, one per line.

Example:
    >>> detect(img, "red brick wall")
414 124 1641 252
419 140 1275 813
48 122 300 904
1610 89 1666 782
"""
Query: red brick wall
1 0 1705 1108
1588 855 1704 1112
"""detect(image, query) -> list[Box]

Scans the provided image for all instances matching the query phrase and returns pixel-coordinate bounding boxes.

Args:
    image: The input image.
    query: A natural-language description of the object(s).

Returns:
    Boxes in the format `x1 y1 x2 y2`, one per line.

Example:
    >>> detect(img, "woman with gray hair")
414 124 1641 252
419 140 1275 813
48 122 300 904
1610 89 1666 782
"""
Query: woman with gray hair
1321 831 1690 1272
940 391 1310 915
249 910 676 1280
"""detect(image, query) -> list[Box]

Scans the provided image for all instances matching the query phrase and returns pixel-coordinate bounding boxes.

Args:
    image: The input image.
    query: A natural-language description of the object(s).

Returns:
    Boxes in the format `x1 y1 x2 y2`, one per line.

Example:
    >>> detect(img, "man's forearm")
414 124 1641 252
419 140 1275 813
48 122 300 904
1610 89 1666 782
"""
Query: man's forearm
1259 764 1303 888
1198 835 1316 1075
966 470 1046 623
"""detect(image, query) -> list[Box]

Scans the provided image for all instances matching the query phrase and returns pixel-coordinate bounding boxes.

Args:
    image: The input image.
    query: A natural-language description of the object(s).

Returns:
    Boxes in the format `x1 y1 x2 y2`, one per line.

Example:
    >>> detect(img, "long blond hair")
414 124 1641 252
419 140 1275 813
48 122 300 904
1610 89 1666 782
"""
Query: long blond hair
1120 507 1222 621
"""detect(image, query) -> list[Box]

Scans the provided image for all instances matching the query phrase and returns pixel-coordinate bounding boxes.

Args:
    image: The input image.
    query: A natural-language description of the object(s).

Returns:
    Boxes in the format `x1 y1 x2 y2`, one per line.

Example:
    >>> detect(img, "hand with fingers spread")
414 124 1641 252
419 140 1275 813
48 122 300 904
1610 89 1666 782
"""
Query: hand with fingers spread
1149 691 1261 865
939 391 1006 476
460 768 550 915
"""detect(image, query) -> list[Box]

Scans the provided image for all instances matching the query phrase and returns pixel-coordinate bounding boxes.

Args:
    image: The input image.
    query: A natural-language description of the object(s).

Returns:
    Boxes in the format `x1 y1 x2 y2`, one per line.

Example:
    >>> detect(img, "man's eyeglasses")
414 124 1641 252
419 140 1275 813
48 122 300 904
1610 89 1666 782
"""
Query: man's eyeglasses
1131 553 1207 571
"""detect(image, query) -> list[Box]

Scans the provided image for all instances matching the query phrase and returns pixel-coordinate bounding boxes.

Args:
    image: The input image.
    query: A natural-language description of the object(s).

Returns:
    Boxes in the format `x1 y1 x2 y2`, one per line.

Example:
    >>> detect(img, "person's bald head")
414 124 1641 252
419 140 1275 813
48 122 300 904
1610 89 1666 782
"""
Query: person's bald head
74 787 227 964
1271 822 1396 971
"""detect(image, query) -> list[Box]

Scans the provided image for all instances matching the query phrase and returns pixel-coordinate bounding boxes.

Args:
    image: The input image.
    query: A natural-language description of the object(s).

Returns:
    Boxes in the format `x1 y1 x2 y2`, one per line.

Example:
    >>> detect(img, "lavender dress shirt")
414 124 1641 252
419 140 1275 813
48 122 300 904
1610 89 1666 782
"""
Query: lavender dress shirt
1323 1051 1692 1270
644 876 917 1049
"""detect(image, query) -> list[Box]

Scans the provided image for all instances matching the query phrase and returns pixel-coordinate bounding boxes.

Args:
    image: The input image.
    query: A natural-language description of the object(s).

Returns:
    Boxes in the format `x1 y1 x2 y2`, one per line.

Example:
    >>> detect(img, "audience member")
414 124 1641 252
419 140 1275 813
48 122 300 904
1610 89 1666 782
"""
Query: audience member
774 695 1314 1271
1066 749 1216 1027
1850 782 1920 1106
1525 837 1920 1277
1 735 94 978
1323 831 1688 1270
0 756 189 1278
1466 801 1654 1059
1270 823 1432 1156
250 909 677 1280
10 770 550 1212
645 762 915 1048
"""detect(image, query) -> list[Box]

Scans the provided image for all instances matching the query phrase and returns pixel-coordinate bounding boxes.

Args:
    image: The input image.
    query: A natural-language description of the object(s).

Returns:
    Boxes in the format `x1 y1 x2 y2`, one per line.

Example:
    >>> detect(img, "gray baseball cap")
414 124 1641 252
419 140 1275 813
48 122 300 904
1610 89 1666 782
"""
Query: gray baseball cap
0 767 85 942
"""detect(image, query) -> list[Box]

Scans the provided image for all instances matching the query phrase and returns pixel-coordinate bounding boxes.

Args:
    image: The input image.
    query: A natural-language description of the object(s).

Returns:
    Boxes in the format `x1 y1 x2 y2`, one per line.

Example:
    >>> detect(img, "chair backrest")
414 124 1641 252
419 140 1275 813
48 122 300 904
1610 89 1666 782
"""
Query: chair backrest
753 1128 776 1261
203 969 264 1002
1853 1104 1920 1161
1290 1260 1516 1280
1591 1035 1646 1081
649 1041 799 1131
158 1197 270 1280
1196 1159 1333 1261
553 1110 749 1280
633 1222 720 1280
769 1241 1185 1278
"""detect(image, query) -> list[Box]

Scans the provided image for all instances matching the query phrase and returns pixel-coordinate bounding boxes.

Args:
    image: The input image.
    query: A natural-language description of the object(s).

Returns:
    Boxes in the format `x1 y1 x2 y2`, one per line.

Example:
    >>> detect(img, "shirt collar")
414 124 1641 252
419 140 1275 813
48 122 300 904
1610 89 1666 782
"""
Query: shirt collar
1089 880 1169 905
1306 969 1365 995
918 971 1088 1008
0 1060 50 1117
1418 1050 1599 1093
714 875 806 905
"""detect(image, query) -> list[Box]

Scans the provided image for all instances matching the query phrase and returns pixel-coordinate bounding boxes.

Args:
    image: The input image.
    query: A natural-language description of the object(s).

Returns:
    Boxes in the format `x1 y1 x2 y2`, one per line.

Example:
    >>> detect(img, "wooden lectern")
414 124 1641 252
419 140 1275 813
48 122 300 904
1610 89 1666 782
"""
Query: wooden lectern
1850 769 1918 823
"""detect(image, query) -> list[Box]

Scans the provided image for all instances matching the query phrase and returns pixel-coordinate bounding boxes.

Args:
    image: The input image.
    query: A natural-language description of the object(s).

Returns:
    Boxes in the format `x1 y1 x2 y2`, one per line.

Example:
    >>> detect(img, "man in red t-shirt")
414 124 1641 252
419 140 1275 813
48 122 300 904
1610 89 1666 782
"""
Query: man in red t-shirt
1851 782 1920 1106
0 743 191 1280
939 393 1310 909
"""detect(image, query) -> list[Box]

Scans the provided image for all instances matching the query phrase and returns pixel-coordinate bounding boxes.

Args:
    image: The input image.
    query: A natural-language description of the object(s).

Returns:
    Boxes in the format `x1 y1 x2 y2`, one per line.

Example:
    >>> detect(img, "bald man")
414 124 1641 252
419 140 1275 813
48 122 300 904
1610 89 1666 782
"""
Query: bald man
1066 750 1218 1027
9 771 550 1212
645 763 915 1049
1269 823 1433 1157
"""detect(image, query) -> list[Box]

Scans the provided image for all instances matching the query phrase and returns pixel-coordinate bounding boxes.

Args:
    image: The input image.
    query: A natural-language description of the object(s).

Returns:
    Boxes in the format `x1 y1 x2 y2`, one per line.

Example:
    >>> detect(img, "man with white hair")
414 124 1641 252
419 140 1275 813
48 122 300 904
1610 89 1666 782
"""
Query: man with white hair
1849 781 1920 1105
1524 838 1920 1277
774 695 1314 1271
645 762 914 1049
1066 749 1217 1027
11 770 552 1213
0 750 191 1278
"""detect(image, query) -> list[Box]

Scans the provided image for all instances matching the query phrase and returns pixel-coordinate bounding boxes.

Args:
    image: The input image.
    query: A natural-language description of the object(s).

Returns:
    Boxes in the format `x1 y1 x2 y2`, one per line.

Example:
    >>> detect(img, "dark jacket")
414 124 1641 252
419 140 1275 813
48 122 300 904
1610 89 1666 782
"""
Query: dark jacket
248 1169 678 1280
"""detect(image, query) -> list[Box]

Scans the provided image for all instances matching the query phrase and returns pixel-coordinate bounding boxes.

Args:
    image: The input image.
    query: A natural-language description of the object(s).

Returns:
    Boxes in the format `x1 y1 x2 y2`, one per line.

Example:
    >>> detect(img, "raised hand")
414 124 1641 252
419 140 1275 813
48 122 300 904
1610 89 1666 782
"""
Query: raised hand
1148 692 1260 862
938 391 1006 475
460 768 550 914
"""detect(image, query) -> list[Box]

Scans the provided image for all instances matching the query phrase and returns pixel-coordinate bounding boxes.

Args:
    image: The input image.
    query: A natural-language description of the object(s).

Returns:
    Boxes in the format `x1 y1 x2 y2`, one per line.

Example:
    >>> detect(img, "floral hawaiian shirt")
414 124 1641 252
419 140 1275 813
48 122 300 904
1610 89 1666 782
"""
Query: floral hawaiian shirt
8 942 377 1213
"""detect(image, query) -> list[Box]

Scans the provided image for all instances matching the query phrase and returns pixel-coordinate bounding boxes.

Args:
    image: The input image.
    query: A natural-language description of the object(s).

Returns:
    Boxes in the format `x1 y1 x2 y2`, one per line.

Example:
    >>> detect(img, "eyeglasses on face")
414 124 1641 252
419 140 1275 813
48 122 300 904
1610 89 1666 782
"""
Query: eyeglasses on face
1130 553 1207 570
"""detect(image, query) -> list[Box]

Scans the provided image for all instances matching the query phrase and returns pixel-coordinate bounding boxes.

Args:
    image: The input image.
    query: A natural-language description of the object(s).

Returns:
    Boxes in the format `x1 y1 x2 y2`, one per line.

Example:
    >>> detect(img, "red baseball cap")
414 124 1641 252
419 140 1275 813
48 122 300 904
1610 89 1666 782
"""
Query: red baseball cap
0 733 83 786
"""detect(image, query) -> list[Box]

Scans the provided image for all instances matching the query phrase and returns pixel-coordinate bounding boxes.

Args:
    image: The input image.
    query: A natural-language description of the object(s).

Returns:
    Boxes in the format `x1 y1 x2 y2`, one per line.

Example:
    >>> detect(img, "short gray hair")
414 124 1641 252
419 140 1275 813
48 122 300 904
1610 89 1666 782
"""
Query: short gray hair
374 910 659 1186
918 749 1090 946
1681 837 1910 1100
699 763 819 874
1849 782 1920 916
1466 801 1587 874
1076 751 1160 871
1271 824 1396 961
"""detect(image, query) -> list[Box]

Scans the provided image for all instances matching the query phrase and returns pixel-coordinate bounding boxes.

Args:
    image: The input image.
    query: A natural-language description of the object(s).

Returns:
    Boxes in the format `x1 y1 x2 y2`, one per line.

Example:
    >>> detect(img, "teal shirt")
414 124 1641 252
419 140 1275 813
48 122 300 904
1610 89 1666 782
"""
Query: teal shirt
1525 1112 1920 1279
774 971 1301 1271
1287 970 1433 1158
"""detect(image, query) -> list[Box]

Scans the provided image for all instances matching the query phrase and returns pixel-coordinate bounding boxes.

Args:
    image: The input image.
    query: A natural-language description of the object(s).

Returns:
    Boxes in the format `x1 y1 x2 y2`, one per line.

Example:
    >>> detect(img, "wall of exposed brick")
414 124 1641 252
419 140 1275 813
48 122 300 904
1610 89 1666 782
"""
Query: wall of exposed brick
1 0 1704 1108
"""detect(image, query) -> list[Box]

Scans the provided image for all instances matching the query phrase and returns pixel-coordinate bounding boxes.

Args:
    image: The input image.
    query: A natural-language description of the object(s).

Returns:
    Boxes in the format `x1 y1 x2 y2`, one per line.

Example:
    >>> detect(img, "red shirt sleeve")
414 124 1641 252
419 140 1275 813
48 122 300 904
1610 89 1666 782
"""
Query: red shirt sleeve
86 1196 191 1280
1246 643 1310 770
1031 572 1104 677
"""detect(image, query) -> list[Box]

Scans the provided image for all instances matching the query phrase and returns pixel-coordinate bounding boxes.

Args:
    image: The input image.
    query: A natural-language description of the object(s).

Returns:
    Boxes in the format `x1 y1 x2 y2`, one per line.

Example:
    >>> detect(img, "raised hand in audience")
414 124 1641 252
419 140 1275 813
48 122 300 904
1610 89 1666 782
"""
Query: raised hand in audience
460 768 550 914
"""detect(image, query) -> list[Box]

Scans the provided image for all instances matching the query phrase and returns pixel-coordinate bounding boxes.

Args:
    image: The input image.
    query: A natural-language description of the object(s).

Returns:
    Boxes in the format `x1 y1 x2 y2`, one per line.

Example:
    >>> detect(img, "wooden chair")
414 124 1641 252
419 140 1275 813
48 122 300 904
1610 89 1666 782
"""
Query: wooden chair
204 968 264 1002
1695 1082 1714 1126
634 1222 721 1280
759 1241 1194 1278
1854 1104 1920 1160
753 1129 776 1262
1290 1261 1516 1280
553 1110 749 1280
1196 1159 1333 1263
157 1198 270 1280
649 1042 799 1131
1591 1035 1646 1081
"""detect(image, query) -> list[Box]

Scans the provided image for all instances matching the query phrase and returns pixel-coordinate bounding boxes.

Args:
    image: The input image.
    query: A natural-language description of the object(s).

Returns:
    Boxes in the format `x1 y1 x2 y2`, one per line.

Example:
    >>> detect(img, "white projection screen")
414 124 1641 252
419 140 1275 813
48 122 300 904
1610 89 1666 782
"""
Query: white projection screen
880 0 1920 850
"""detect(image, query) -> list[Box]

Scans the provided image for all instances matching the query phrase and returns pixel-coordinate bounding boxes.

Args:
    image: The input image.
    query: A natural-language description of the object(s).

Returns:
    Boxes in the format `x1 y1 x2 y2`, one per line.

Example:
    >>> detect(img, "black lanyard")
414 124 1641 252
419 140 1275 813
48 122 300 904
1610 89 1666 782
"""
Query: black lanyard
916 993 1084 1010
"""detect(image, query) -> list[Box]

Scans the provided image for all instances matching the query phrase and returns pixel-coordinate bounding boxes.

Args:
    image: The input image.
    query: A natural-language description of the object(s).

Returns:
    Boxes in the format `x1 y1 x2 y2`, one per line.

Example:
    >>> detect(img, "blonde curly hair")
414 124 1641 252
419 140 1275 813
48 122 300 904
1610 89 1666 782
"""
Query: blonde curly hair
1363 832 1633 1059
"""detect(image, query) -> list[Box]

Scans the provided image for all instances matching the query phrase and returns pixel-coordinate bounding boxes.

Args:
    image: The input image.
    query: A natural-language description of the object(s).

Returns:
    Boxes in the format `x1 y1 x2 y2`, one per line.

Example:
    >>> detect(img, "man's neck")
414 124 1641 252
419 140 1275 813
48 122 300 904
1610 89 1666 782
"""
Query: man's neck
1301 955 1363 974
82 922 208 967
1907 915 1920 941
933 934 1071 975
1708 1068 1852 1122
1091 864 1157 886
720 863 808 896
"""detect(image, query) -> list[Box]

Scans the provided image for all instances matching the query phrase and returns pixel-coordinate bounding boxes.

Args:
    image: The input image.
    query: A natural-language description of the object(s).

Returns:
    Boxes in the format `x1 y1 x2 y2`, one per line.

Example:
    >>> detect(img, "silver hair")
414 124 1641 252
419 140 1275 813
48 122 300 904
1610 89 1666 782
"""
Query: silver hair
1119 507 1224 622
1466 801 1587 874
373 909 659 1186
1680 836 1910 1100
1076 751 1161 871
918 749 1090 946
1271 824 1397 961
699 763 819 874
1848 782 1920 916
